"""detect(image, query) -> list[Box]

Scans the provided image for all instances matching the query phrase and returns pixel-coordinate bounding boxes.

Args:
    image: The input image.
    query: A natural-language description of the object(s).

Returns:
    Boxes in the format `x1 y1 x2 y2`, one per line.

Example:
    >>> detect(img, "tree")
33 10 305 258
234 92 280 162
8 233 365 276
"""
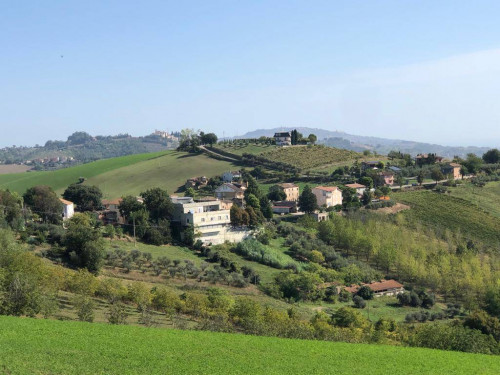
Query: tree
185 187 196 198
63 184 102 212
267 185 286 201
417 170 425 185
0 190 23 230
140 188 173 223
356 285 374 300
353 295 366 309
361 190 372 205
464 153 483 174
259 196 273 219
482 148 500 164
64 213 106 273
201 132 218 146
395 175 405 189
230 205 243 226
67 131 93 145
359 176 373 189
23 185 63 224
245 194 261 211
308 134 317 145
331 307 369 328
430 168 444 183
299 185 318 214
342 187 361 210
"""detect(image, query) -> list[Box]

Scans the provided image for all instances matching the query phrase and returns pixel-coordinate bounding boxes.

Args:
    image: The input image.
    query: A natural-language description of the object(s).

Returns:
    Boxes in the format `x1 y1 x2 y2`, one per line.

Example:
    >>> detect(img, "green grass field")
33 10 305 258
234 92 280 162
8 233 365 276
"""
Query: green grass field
0 151 238 198
449 181 500 218
393 190 500 247
1 316 498 375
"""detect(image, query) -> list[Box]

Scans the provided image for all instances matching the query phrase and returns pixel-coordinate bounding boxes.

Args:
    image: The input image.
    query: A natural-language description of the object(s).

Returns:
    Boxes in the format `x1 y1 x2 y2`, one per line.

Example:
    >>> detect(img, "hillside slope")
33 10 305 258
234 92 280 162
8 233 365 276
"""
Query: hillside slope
1 316 498 375
0 151 239 197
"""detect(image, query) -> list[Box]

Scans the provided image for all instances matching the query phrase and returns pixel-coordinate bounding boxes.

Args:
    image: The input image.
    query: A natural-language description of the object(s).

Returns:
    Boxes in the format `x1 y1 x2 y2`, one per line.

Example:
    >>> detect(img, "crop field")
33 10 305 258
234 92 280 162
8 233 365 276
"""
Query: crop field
1 316 498 375
258 145 360 170
213 143 275 156
0 164 31 174
448 181 500 218
0 151 168 194
393 190 500 247
0 151 238 198
83 151 237 198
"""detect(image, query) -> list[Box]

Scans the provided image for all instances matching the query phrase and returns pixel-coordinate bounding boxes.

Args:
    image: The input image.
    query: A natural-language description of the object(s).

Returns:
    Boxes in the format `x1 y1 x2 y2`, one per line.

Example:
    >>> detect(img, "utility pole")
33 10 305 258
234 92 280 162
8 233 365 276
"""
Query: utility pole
133 215 137 249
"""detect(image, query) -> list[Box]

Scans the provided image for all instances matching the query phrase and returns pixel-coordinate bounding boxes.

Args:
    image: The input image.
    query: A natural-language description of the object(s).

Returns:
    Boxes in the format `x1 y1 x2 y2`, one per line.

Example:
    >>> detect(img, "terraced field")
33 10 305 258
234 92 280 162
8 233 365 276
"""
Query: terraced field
1 316 498 375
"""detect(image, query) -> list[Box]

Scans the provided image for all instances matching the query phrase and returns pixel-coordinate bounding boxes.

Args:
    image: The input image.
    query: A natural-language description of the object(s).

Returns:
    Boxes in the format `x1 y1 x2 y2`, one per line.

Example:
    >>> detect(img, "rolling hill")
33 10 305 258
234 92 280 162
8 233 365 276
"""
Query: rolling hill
0 151 239 198
238 127 491 158
1 316 498 375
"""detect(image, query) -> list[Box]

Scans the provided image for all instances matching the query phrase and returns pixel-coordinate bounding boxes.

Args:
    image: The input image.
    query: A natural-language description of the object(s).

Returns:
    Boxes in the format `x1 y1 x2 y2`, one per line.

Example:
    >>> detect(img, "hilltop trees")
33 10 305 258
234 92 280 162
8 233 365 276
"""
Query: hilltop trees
63 184 103 212
482 148 500 164
200 132 218 147
23 185 63 224
0 190 23 230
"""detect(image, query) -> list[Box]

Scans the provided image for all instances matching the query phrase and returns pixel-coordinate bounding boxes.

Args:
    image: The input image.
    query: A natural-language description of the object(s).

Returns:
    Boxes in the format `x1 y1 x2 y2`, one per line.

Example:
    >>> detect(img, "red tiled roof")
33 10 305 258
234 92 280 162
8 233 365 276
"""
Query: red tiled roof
59 198 73 205
345 183 366 189
102 198 122 206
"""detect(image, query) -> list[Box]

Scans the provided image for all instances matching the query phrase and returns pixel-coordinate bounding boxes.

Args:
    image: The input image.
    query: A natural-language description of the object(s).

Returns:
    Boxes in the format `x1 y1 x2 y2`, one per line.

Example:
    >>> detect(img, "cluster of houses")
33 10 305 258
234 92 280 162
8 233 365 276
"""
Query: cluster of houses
26 156 74 165
362 159 462 182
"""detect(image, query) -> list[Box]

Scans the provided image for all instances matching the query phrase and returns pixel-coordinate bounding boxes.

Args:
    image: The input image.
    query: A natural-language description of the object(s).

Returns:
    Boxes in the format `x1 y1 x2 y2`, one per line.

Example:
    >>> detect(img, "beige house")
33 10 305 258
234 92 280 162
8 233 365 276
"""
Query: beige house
276 183 299 201
171 197 250 245
215 183 245 200
312 186 342 208
441 163 462 180
274 132 292 146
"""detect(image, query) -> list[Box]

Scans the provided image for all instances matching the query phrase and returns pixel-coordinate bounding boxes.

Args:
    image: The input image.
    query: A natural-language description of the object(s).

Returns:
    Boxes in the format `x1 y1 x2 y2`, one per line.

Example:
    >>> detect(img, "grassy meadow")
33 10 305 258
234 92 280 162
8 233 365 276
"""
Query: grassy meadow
1 316 499 375
0 150 239 198
448 181 500 218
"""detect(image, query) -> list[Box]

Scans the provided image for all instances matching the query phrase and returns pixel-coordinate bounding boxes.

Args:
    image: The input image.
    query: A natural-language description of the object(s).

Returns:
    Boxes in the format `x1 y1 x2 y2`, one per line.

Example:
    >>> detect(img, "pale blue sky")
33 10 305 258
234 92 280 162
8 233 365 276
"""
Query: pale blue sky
1 1 500 147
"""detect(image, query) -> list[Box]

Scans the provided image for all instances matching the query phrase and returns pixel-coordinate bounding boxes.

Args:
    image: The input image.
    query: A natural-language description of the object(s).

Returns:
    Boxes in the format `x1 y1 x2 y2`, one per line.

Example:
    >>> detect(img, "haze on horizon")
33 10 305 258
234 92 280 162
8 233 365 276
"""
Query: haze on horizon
1 1 500 148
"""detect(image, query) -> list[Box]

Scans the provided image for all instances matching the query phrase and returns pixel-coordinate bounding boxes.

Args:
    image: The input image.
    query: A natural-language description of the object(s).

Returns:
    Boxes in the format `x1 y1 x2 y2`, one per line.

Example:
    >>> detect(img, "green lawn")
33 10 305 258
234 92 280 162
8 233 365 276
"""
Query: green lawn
1 316 498 374
0 151 167 194
393 190 500 247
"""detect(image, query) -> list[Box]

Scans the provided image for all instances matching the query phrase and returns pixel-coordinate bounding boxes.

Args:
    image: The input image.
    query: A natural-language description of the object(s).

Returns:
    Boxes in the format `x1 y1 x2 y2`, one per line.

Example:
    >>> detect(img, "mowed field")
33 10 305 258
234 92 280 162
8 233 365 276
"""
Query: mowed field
1 316 499 375
393 190 500 247
0 164 31 174
0 151 238 198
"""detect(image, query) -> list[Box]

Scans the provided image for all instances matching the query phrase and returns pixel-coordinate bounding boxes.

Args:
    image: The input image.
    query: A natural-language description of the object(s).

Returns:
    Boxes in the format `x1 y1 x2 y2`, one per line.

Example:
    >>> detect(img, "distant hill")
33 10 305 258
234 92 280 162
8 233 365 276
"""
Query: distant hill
0 131 179 169
239 127 491 158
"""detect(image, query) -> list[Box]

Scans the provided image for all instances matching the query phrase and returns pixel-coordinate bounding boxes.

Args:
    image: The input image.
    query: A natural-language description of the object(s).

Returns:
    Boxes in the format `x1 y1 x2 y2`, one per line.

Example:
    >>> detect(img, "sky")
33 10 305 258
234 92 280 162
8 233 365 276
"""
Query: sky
1 0 500 148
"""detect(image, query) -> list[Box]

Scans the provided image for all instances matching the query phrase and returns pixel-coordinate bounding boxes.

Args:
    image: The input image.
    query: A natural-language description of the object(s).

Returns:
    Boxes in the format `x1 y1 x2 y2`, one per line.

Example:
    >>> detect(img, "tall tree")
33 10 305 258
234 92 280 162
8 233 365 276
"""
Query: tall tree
308 134 317 145
482 148 500 164
63 184 103 212
23 185 63 224
299 185 318 214
140 188 173 223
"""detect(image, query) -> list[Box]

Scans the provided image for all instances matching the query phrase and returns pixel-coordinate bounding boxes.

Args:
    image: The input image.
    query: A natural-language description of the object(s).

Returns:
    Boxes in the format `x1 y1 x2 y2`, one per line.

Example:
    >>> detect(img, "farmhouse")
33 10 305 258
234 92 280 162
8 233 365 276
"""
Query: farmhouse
344 279 404 297
222 171 242 183
379 171 394 186
274 132 292 146
272 201 298 214
59 198 74 221
345 183 366 196
415 153 443 166
361 161 380 170
312 186 342 208
276 183 299 202
171 197 250 245
441 163 462 180
215 183 246 200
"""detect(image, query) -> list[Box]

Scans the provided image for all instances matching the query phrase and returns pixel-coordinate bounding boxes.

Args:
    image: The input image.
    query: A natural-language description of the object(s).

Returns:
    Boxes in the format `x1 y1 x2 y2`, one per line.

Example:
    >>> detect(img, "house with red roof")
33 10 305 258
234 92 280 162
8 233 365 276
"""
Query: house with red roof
343 279 404 297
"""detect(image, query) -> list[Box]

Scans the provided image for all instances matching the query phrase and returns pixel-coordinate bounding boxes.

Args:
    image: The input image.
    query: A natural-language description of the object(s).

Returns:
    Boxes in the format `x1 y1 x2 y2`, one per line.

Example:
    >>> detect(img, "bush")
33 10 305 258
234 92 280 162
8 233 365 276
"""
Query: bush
356 286 374 300
353 295 366 309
